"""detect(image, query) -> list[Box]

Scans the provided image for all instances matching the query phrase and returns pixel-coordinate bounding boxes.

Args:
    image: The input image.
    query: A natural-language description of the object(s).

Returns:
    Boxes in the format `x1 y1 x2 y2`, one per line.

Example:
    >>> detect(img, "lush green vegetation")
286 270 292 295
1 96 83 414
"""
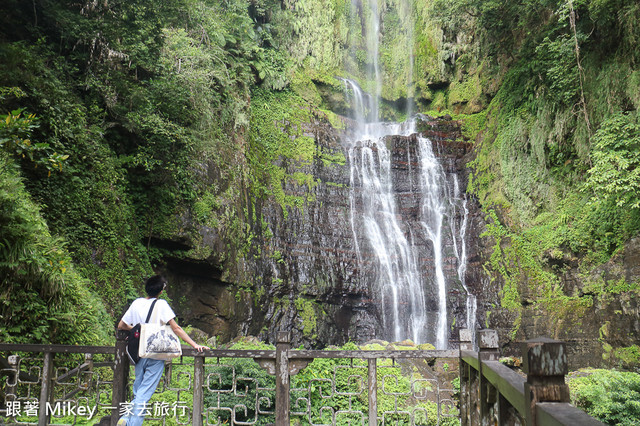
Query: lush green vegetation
569 369 640 425
0 151 111 344
0 0 292 343
428 0 640 346
1 0 639 366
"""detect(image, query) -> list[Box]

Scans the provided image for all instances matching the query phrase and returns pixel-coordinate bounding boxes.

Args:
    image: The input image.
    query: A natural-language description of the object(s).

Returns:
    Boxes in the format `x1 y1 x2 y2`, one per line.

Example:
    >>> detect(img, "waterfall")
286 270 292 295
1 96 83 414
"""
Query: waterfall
451 175 477 332
348 135 427 343
340 0 475 348
343 86 475 347
344 79 423 343
416 137 448 348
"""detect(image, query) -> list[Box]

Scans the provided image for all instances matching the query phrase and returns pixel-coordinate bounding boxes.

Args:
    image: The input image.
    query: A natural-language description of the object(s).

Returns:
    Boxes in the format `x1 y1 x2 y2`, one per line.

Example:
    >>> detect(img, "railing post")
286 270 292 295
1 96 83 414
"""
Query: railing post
275 331 291 426
193 356 204 426
459 329 473 426
38 351 54 425
477 329 499 426
6 355 19 400
522 337 570 426
83 353 93 392
111 329 130 426
368 359 377 426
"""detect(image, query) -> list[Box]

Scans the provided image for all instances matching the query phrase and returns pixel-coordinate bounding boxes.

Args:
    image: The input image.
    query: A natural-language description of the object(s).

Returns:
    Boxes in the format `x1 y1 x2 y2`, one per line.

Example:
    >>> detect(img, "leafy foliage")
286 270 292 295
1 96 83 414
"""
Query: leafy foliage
0 108 69 174
586 113 640 209
0 0 295 341
0 152 111 344
569 369 640 425
450 0 640 344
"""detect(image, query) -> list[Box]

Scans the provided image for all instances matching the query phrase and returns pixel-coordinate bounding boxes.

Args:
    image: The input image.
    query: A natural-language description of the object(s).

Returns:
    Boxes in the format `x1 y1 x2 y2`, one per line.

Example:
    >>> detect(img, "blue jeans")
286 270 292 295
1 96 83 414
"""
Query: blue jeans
119 358 165 426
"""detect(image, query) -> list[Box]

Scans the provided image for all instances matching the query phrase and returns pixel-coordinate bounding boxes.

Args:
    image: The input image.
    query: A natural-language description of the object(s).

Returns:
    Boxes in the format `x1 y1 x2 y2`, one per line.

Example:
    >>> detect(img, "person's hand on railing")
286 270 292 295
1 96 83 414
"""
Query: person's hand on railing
191 344 209 352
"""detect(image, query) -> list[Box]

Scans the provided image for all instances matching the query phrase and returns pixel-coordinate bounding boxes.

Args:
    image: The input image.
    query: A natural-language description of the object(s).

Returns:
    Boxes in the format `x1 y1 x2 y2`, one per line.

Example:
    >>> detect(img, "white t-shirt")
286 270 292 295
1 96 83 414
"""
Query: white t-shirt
121 298 176 327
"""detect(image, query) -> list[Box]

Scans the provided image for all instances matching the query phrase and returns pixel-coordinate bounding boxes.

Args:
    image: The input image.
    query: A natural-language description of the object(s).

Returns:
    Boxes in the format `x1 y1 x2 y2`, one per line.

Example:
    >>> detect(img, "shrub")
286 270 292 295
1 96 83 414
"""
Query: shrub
568 369 640 425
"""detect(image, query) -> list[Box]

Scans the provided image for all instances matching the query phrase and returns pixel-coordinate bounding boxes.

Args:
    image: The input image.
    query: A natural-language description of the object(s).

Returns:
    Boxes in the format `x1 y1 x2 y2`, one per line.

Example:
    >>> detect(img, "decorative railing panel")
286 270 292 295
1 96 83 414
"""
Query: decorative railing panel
1 350 117 425
2 337 458 426
2 329 608 425
202 360 276 425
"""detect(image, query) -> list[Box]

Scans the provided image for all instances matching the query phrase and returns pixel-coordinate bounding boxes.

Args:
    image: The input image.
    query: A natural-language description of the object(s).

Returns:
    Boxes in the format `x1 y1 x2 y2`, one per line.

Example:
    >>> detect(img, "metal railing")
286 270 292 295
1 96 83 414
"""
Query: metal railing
1 329 608 425
458 329 605 426
1 331 458 425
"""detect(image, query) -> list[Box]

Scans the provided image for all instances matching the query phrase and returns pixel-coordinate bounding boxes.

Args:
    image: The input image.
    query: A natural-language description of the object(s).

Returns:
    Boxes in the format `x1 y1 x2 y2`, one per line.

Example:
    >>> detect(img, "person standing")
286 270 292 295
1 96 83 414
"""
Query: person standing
116 275 208 426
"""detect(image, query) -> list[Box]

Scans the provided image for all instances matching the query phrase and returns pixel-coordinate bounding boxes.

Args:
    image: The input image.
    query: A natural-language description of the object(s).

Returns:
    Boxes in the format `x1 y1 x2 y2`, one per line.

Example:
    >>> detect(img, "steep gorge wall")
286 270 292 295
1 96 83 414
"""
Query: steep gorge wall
4 0 638 370
486 233 640 370
160 114 488 349
157 95 640 368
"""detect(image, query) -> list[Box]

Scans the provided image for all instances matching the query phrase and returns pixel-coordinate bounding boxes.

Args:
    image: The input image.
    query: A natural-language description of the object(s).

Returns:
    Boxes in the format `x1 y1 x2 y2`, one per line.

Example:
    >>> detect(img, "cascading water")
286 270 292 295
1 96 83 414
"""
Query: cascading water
344 80 424 343
416 137 448 349
342 82 478 347
450 175 477 333
341 0 476 348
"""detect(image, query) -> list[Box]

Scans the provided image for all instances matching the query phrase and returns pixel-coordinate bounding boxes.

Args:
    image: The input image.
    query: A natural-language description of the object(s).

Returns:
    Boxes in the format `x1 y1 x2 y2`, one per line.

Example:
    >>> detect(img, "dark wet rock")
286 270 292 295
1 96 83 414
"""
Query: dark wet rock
154 110 640 368
157 115 485 350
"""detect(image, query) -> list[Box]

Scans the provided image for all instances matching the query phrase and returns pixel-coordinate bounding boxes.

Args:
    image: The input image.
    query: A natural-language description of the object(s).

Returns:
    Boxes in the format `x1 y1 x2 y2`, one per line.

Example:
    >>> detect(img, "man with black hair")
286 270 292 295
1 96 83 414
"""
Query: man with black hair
116 275 208 426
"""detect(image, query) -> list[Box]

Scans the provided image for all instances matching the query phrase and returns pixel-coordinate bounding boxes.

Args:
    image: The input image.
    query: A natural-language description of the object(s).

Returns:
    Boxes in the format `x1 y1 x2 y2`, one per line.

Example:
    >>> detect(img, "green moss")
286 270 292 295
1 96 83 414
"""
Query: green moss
456 109 488 141
448 74 482 106
320 108 346 130
417 343 436 350
431 90 448 111
611 345 640 367
295 297 319 338
480 207 599 339
291 69 324 105
248 89 319 218
319 148 346 166
361 343 387 350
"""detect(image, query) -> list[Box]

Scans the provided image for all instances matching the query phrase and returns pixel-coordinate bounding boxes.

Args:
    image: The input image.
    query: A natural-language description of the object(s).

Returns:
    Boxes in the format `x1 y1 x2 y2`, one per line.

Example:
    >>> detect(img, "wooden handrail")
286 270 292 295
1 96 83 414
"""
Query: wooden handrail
481 360 526 414
458 329 606 426
0 344 115 354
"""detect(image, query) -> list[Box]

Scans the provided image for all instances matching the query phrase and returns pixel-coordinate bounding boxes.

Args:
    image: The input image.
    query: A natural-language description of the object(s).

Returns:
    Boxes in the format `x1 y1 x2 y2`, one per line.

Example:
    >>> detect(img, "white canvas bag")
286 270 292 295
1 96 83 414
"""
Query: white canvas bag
138 299 182 361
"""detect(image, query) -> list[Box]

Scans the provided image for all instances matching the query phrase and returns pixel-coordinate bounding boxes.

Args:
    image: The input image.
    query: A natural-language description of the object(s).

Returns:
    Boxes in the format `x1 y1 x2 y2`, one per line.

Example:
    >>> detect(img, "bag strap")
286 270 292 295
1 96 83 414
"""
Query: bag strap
145 299 158 324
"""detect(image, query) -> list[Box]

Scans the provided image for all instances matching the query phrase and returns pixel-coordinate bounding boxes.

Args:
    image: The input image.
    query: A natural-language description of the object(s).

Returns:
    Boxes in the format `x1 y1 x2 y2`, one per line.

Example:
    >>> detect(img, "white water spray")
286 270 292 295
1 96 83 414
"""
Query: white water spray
416 137 448 348
451 176 477 332
340 0 475 348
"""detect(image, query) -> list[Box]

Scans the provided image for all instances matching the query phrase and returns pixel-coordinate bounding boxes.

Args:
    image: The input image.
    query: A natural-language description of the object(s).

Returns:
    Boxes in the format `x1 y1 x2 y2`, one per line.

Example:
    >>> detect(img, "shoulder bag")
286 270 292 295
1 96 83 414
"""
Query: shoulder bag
138 301 182 361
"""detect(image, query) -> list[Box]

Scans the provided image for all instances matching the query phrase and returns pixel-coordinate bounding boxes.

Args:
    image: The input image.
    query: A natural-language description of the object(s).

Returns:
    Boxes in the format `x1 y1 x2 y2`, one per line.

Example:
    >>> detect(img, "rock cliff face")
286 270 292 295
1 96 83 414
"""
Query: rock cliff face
493 237 640 370
157 112 640 369
161 115 489 349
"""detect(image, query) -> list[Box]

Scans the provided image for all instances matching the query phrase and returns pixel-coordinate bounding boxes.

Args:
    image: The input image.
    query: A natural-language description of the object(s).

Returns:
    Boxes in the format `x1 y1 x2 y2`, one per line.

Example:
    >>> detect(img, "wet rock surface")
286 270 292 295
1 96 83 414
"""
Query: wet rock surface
158 115 487 349
155 112 639 368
